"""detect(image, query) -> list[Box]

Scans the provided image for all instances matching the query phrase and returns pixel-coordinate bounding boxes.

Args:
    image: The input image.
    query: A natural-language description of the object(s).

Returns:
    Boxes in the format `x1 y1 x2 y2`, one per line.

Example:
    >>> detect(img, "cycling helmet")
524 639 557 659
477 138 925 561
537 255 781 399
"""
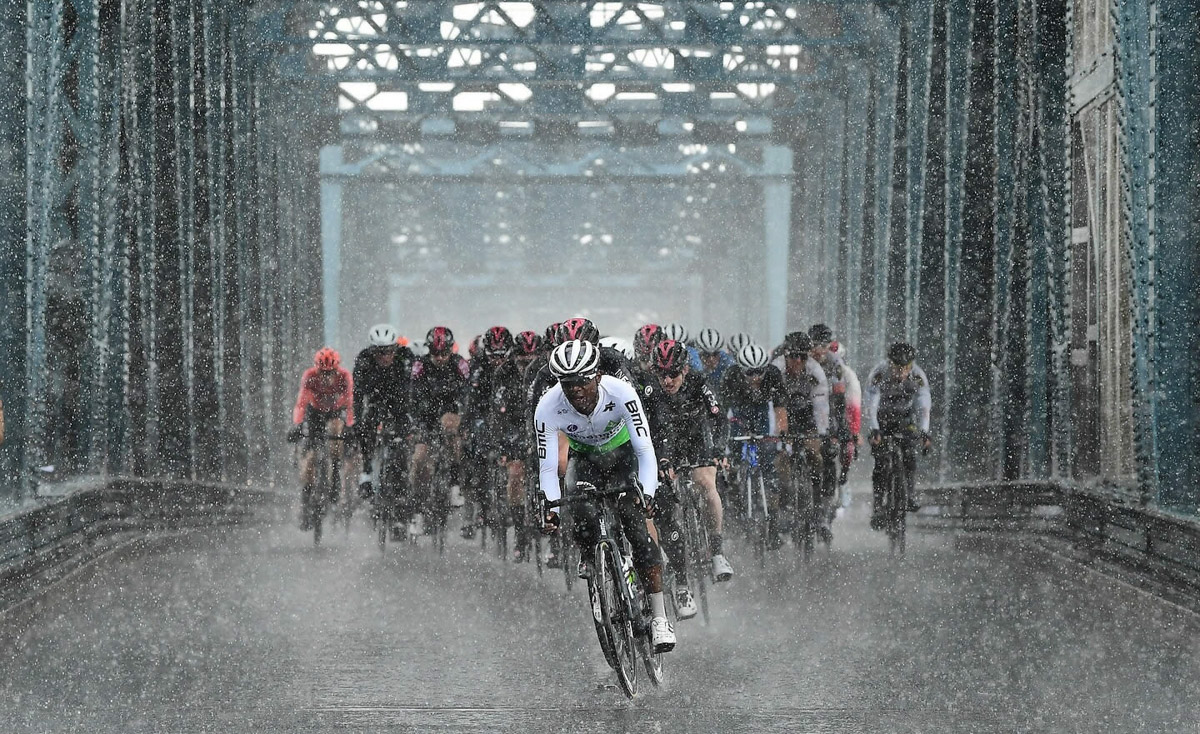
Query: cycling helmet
515 330 542 356
426 326 454 355
652 339 687 373
887 341 917 366
599 336 635 361
694 327 724 353
396 335 410 347
737 344 770 371
314 347 340 371
809 323 834 345
558 317 600 345
662 323 689 344
483 325 513 356
783 330 813 356
549 340 600 381
727 332 754 355
634 324 664 359
468 334 483 359
367 323 398 347
544 322 563 349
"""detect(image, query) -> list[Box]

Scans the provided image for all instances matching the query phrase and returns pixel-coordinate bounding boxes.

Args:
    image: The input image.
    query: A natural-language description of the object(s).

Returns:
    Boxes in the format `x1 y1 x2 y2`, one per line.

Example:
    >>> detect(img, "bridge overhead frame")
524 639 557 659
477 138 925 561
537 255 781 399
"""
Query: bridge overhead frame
2 0 1197 513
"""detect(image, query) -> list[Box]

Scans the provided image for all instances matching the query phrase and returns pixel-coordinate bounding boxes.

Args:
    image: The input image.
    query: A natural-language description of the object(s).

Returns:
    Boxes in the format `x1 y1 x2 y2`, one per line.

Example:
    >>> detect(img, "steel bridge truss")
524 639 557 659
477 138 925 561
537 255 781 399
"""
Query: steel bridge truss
262 1 885 134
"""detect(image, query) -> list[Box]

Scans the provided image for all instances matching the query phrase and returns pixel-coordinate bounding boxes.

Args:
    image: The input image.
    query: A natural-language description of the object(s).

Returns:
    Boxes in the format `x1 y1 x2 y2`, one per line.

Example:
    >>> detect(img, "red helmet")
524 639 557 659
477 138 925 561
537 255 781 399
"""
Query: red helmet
314 347 340 371
634 323 664 359
426 326 454 355
468 334 483 359
558 317 600 344
544 322 563 349
484 326 513 356
515 330 542 356
652 339 687 373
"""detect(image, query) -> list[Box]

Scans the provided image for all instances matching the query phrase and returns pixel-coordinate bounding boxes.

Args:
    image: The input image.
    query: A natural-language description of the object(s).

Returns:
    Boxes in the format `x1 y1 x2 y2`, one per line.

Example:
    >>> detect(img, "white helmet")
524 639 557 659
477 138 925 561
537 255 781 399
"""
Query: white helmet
549 340 600 380
727 332 754 356
737 343 770 370
368 323 398 347
694 328 724 353
599 336 635 361
663 323 689 344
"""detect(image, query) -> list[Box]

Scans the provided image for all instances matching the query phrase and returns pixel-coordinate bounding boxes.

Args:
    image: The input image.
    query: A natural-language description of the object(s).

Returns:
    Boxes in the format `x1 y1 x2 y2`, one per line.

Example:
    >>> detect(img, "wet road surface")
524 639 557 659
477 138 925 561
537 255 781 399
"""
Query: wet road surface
2 487 1199 733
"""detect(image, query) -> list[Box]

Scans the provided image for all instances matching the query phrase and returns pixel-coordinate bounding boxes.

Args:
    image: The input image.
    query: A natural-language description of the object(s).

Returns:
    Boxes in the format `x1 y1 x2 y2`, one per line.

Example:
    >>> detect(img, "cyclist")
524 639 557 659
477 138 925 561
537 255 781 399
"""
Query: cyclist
353 324 415 499
772 331 833 543
720 343 788 544
633 323 664 373
287 347 355 530
410 326 470 512
513 330 542 377
535 340 676 653
641 340 734 620
725 332 754 361
526 318 632 409
809 324 863 496
690 327 735 401
864 342 932 530
462 326 513 539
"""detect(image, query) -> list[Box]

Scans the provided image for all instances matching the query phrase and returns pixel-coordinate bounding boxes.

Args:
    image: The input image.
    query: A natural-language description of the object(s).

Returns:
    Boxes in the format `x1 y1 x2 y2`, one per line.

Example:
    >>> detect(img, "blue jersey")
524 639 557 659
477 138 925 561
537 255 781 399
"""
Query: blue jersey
690 348 736 401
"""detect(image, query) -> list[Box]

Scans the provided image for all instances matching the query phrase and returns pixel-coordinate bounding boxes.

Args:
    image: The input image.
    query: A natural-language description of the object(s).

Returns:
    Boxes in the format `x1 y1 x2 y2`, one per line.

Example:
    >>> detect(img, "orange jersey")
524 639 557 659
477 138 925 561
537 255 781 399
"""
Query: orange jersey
293 366 355 425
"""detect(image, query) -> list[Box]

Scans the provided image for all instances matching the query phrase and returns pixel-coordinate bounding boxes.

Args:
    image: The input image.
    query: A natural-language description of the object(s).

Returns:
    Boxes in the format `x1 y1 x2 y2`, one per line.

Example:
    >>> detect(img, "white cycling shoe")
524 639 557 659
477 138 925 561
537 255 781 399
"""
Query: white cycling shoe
712 554 734 582
674 586 698 620
650 616 676 653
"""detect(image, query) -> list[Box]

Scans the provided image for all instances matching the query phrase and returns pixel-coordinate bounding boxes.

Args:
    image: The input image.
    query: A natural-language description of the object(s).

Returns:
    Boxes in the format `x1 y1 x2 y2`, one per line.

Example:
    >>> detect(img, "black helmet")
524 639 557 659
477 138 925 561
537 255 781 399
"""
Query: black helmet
887 342 916 366
809 323 833 344
783 331 813 355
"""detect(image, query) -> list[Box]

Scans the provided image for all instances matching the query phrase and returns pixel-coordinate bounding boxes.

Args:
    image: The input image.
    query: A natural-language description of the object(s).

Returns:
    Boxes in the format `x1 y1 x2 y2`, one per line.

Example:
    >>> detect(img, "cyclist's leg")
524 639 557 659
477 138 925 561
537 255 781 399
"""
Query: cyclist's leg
691 465 724 554
654 480 688 586
902 429 920 510
870 431 891 529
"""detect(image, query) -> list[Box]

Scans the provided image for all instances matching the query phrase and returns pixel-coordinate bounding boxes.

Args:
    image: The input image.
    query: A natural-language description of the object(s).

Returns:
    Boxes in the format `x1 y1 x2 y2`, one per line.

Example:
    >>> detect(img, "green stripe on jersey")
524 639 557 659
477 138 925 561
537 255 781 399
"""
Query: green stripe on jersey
568 424 631 454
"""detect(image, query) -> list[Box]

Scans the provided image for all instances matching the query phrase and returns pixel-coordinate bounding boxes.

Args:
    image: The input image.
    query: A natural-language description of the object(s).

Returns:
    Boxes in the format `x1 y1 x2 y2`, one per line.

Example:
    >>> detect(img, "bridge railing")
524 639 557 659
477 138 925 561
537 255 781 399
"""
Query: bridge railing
0 477 286 608
916 481 1200 605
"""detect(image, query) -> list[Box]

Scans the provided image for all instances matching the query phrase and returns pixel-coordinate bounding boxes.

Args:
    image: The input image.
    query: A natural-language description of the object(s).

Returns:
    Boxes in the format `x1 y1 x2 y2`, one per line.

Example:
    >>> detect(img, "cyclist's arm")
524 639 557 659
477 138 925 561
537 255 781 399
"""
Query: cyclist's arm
339 369 355 425
292 373 314 425
533 402 562 502
912 364 932 433
352 354 368 424
864 363 883 432
611 380 658 498
807 358 830 436
842 364 863 436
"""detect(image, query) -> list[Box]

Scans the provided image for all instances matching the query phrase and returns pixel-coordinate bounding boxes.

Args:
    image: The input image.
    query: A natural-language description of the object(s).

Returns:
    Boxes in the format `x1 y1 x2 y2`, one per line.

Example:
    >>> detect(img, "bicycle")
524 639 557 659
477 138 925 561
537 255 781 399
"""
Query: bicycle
479 448 509 560
874 433 910 557
368 425 410 555
546 480 665 699
420 430 457 556
730 434 778 568
669 467 713 625
787 442 815 563
297 422 346 548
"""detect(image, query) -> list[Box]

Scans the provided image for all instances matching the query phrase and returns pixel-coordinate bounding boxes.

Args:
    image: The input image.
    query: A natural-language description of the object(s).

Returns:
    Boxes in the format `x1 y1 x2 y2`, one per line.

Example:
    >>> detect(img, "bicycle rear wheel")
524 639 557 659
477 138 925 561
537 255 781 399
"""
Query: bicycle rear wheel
686 498 711 625
888 454 908 557
596 543 638 698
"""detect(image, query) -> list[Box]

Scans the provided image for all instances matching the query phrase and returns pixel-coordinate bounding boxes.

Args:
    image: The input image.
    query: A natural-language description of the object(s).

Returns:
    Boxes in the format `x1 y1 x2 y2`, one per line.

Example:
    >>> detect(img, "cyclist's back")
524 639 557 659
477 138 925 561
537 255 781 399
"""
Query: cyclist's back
721 362 785 437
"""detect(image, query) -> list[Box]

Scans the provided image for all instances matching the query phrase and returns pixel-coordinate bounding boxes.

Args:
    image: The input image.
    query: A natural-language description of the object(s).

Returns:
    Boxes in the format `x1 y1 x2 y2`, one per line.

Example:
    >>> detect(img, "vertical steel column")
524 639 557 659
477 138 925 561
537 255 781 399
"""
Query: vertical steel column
949 0 997 479
0 1 27 496
870 35 902 362
320 146 344 351
1114 0 1159 501
841 70 871 351
1154 0 1200 509
885 16 911 341
853 72 880 354
940 0 974 479
991 0 1020 479
821 104 847 326
904 0 936 341
763 145 793 347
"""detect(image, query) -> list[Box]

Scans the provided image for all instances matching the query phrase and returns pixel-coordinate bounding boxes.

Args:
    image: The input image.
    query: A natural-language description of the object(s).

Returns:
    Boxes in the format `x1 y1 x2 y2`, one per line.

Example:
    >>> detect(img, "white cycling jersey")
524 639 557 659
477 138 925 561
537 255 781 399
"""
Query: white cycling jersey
533 375 659 502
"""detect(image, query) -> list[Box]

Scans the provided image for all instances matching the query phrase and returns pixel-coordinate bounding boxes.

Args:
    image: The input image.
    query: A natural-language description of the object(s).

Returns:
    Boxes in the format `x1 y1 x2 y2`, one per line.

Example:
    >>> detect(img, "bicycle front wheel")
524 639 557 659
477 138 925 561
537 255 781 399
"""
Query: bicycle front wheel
595 543 638 698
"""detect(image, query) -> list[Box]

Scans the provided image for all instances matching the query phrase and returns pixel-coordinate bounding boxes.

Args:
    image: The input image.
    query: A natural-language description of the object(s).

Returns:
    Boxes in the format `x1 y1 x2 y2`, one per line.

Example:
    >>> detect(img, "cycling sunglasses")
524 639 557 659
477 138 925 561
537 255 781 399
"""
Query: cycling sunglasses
656 367 684 379
559 373 598 388
745 368 766 379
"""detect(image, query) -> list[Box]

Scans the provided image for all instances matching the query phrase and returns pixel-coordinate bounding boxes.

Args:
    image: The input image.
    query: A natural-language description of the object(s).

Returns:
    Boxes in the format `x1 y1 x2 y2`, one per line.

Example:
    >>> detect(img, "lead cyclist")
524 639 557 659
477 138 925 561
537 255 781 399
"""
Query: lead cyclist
535 340 676 654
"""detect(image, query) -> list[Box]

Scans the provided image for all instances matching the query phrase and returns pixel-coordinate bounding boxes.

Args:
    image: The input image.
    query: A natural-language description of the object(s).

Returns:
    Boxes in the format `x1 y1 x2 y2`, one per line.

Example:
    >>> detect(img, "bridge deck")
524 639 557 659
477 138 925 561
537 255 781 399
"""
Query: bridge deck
1 494 1197 733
